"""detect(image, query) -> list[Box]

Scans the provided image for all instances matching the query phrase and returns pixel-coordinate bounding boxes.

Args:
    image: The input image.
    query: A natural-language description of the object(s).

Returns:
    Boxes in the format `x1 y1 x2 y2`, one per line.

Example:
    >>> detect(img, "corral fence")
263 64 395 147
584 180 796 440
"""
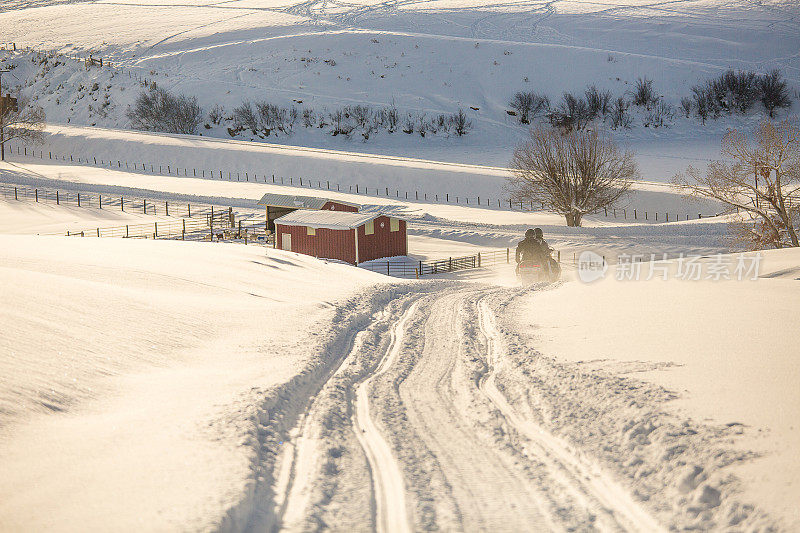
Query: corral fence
6 144 726 221
61 217 270 244
1 183 270 244
360 248 550 278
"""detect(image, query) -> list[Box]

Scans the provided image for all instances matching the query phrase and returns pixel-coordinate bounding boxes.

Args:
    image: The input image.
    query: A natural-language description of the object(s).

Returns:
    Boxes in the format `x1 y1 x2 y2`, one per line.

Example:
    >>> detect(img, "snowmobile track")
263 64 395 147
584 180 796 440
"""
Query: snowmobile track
476 295 667 533
352 302 418 533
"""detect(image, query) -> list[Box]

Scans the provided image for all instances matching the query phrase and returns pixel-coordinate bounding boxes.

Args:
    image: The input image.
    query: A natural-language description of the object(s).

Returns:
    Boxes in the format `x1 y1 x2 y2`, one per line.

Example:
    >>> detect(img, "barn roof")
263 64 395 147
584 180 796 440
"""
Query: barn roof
256 192 359 210
275 210 388 230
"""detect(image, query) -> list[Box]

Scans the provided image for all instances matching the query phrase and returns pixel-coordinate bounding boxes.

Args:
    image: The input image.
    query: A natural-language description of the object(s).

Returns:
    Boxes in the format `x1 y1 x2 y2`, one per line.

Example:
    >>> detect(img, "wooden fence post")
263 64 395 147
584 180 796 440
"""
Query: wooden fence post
126 225 129 237
14 187 17 200
121 197 124 211
77 193 80 207
187 203 191 217
506 248 509 263
99 195 102 209
154 222 158 237
165 202 169 216
35 189 38 202
56 191 59 205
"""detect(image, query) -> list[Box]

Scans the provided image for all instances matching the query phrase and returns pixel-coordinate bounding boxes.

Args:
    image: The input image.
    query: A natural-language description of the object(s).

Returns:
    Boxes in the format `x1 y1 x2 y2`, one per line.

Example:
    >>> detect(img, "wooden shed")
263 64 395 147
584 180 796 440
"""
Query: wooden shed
274 210 407 265
256 193 359 233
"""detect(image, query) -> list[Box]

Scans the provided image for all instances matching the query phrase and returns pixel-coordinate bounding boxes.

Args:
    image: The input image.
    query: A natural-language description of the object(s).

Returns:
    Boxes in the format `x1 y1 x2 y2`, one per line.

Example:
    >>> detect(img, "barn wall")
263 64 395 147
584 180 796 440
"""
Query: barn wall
357 216 407 263
275 224 356 264
322 201 359 213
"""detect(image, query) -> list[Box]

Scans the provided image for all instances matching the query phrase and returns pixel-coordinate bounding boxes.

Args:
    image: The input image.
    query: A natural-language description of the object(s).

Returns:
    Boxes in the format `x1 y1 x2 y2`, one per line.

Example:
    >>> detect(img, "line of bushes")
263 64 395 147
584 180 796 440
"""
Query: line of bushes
228 101 472 140
507 70 792 133
685 69 791 123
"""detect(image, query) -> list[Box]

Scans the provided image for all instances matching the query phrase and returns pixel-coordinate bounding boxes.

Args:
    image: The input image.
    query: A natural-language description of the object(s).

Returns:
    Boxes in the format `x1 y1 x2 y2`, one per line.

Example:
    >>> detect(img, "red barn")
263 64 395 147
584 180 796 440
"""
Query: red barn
274 211 407 265
257 193 360 233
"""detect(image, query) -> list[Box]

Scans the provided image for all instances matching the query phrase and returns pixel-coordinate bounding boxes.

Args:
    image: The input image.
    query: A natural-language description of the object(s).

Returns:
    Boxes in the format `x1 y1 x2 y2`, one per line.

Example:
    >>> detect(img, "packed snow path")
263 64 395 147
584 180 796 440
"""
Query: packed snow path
353 302 416 533
272 285 667 531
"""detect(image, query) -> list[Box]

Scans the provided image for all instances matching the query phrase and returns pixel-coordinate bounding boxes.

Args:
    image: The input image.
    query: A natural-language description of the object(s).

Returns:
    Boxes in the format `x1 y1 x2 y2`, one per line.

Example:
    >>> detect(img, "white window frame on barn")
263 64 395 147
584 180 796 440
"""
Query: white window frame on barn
365 220 375 235
307 227 316 236
390 218 399 232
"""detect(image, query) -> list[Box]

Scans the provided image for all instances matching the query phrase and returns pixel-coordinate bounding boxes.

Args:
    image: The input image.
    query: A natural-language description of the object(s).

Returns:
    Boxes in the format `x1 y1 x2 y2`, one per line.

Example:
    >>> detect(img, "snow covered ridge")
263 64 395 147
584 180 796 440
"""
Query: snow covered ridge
1 0 799 170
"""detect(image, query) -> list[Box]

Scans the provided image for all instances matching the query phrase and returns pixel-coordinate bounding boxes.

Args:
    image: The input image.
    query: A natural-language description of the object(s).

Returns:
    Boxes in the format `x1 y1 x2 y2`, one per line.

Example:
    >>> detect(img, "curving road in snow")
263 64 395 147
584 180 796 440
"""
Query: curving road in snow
274 286 671 531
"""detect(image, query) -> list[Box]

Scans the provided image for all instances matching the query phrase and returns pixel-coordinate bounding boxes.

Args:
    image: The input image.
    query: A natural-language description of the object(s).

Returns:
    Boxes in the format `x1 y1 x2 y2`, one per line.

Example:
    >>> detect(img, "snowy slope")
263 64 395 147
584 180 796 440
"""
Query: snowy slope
1 0 798 174
0 223 390 530
507 249 800 529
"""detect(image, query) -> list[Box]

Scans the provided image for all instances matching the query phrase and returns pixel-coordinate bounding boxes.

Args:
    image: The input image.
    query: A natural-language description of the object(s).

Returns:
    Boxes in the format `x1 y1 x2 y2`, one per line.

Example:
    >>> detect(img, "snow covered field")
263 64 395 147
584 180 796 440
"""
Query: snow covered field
1 0 799 530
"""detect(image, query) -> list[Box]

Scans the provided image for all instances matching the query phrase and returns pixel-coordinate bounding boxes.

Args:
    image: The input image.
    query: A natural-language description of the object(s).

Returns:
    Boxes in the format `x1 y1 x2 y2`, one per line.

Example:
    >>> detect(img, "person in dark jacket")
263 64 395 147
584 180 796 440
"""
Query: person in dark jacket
516 228 543 264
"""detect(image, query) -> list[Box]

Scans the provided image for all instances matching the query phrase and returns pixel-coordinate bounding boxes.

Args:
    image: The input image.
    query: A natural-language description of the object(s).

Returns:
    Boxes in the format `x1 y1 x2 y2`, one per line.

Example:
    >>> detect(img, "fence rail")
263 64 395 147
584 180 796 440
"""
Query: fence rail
361 248 518 278
58 215 270 244
6 144 727 221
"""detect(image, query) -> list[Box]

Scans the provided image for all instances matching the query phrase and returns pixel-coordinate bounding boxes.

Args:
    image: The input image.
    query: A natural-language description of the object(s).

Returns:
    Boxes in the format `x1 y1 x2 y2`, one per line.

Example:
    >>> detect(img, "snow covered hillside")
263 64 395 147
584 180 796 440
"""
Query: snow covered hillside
1 0 798 175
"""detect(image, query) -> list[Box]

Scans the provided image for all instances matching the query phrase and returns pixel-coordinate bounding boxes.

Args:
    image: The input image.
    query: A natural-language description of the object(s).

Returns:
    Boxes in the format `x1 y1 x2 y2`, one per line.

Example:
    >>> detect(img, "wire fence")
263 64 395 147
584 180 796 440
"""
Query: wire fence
0 182 225 218
1 182 271 243
6 143 726 221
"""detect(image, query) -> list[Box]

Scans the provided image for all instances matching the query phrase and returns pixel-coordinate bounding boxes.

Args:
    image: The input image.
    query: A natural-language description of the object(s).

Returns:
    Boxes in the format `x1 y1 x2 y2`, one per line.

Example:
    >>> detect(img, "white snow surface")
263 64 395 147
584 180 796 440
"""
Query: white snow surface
509 250 800 529
1 0 799 528
0 217 385 530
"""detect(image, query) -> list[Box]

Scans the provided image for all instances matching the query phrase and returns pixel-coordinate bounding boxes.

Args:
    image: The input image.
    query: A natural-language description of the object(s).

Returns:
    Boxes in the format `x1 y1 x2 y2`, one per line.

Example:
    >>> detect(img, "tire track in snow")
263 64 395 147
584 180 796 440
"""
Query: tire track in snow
476 296 667 533
352 302 417 533
396 291 554 531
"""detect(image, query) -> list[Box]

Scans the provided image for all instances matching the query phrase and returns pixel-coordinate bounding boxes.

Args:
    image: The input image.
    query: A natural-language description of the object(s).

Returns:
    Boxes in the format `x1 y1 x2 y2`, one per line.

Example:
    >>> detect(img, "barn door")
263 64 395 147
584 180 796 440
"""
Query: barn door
282 233 291 251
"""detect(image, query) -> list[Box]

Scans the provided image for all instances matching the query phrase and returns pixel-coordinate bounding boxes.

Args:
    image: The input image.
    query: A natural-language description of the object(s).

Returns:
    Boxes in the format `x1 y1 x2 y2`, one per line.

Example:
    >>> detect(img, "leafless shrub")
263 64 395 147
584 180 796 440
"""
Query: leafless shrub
760 69 791 118
610 97 632 130
548 92 591 132
449 109 472 136
209 104 224 125
232 101 258 132
402 113 414 134
585 85 612 118
644 99 674 128
679 97 693 118
633 77 656 108
302 108 316 128
127 87 202 134
509 91 550 124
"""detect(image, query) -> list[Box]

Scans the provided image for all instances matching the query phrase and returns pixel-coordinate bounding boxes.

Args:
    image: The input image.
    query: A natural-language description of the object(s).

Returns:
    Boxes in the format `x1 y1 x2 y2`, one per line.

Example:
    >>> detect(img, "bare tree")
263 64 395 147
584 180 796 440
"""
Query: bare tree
673 118 800 249
507 127 638 226
0 96 45 161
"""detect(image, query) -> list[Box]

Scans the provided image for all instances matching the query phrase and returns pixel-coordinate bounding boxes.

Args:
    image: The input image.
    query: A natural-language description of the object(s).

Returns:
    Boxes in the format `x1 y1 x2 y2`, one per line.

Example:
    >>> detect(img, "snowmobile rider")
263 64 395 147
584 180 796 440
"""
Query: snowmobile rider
516 228 545 264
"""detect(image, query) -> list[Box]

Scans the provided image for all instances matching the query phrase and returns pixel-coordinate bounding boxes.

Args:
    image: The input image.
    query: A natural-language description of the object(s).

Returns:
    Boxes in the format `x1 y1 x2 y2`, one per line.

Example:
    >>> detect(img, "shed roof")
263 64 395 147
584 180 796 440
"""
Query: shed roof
275 210 386 230
256 192 359 210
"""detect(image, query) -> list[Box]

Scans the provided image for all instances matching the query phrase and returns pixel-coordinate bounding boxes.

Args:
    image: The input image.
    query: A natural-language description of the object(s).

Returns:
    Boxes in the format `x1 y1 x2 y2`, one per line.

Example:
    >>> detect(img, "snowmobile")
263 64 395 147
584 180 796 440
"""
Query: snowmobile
516 251 561 284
